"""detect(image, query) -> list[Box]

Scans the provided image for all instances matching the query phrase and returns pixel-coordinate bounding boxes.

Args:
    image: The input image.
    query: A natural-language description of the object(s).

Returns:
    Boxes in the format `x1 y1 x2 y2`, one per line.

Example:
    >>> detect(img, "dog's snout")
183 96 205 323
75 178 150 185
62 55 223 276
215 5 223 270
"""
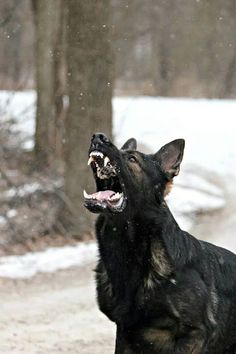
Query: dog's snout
92 133 110 146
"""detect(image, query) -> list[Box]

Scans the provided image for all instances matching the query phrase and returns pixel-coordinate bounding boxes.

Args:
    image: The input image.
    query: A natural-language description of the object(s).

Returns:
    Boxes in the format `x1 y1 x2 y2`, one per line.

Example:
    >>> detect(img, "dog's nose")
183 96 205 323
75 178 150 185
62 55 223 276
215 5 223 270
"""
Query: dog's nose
92 133 110 146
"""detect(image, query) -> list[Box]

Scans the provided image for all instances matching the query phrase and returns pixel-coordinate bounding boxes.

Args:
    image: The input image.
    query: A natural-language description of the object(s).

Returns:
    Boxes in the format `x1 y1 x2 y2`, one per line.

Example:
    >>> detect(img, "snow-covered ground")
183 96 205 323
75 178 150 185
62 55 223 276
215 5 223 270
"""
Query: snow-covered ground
0 91 235 278
0 242 97 279
1 91 236 177
0 90 35 150
114 97 236 177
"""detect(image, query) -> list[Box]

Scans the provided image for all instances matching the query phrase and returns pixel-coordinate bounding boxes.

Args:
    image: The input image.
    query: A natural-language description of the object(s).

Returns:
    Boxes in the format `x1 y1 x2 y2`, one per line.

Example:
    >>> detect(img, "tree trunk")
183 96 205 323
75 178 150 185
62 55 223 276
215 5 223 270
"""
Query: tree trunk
32 0 65 168
53 0 67 161
62 0 113 236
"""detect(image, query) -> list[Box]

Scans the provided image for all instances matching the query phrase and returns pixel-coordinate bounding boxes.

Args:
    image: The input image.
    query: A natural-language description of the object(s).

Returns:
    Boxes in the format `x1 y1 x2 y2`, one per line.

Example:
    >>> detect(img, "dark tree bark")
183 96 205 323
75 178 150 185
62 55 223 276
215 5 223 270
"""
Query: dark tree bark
62 0 113 235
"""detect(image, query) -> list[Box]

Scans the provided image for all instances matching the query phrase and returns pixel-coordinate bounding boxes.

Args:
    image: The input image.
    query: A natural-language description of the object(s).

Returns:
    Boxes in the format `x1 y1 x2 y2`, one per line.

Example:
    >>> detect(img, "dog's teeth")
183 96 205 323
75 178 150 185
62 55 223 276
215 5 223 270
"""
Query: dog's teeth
115 195 124 208
83 190 92 199
90 151 104 158
87 156 94 166
110 192 121 201
104 156 110 167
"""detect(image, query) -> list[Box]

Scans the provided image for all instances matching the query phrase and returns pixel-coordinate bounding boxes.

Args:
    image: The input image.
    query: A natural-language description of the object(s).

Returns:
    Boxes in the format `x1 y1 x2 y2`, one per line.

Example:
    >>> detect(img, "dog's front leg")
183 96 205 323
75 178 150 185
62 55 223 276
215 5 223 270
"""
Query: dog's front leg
115 326 134 354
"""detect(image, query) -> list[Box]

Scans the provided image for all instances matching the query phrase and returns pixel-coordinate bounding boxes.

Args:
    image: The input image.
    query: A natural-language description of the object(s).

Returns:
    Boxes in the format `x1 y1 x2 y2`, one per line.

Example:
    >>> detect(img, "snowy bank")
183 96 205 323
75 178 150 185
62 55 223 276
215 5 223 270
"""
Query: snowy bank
0 242 97 279
0 171 225 279
1 91 236 176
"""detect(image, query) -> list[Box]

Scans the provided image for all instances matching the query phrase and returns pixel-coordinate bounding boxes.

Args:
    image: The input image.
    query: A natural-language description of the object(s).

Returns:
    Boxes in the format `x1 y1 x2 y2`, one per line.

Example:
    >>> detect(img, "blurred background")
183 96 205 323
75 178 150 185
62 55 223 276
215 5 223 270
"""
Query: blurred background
0 1 236 353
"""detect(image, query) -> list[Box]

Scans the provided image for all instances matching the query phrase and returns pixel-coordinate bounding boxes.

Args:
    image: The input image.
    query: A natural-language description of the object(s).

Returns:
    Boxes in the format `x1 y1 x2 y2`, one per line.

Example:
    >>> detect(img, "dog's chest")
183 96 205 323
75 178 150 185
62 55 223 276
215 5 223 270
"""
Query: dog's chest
96 219 173 319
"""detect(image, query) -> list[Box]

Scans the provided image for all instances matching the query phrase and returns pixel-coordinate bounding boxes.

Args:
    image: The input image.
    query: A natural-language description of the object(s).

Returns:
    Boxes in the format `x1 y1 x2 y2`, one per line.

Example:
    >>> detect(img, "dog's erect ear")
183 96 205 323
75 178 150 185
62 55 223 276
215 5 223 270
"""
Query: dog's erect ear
155 139 185 180
121 138 137 150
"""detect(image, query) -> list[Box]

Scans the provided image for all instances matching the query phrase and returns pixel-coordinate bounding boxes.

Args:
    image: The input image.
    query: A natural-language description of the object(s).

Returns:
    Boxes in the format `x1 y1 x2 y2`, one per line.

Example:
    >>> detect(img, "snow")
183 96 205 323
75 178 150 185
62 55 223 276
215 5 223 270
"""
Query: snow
0 90 36 149
4 182 41 198
0 242 97 279
113 96 236 177
167 169 225 231
6 209 17 218
1 180 62 201
1 92 236 177
1 93 231 177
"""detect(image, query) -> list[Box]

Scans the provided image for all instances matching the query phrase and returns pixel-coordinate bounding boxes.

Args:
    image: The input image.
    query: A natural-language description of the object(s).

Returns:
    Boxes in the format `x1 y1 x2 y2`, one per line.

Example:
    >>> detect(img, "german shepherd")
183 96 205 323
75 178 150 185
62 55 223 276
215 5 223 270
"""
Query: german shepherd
84 133 236 354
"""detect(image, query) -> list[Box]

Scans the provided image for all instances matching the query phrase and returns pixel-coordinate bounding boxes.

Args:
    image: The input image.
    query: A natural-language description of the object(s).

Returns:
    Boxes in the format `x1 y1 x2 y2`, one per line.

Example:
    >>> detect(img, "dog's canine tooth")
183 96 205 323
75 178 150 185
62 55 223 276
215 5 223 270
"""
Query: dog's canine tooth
88 156 94 166
104 156 110 167
83 190 92 199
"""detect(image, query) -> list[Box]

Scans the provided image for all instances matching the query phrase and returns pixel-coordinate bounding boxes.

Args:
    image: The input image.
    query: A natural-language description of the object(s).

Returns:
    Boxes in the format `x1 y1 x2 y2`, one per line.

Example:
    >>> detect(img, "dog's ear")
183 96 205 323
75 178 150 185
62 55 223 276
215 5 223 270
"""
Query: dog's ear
155 139 185 180
121 138 137 150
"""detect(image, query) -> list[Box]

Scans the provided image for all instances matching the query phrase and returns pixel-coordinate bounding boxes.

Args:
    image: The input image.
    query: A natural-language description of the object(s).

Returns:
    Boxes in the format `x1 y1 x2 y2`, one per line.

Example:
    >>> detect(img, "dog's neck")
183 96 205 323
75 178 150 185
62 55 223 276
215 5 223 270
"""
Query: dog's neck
97 200 198 287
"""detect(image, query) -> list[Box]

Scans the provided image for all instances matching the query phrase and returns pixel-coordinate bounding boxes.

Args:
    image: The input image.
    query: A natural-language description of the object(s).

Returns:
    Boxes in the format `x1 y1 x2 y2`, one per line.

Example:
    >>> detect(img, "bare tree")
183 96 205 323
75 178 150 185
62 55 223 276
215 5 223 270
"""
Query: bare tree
62 0 113 235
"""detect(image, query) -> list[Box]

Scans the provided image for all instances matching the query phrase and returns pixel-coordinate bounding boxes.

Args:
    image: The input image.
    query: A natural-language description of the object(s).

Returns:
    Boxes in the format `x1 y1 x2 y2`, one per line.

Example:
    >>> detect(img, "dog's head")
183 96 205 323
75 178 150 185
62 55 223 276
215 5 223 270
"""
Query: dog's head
84 133 185 215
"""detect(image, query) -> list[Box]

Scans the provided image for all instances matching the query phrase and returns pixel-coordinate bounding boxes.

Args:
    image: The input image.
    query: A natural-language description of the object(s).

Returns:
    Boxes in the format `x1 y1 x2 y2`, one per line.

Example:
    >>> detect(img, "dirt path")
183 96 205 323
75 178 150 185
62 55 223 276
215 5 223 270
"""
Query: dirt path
0 264 115 354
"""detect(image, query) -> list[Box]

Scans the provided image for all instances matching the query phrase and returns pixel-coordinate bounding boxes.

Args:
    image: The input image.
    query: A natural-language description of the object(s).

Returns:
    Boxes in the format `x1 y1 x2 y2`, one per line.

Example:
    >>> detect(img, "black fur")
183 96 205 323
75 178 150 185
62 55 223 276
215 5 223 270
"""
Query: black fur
85 133 236 354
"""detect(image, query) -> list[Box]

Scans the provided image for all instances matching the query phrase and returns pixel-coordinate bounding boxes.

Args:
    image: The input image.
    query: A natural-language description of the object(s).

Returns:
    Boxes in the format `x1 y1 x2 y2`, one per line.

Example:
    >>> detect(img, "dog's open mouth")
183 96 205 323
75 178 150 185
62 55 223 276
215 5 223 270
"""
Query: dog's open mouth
84 151 126 213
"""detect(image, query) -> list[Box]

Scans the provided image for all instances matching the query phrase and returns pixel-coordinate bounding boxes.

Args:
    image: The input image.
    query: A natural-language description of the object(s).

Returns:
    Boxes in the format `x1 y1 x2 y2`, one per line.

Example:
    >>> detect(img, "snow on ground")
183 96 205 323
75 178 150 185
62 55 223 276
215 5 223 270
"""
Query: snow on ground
0 90 36 149
0 91 235 278
1 92 236 177
167 170 225 231
113 96 236 177
0 242 97 279
1 93 234 192
0 172 225 279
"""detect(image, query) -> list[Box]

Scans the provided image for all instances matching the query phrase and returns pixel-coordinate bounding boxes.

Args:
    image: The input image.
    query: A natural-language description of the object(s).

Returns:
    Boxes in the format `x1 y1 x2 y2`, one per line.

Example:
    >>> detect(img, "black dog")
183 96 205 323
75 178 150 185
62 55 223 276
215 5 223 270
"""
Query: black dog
84 133 236 354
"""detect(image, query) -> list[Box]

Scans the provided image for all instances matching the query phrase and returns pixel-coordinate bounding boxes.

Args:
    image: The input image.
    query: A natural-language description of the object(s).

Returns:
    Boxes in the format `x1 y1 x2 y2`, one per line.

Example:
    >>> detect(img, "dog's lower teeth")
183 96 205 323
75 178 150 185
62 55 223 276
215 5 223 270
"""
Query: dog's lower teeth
104 156 110 167
107 192 124 208
110 192 122 201
113 194 124 208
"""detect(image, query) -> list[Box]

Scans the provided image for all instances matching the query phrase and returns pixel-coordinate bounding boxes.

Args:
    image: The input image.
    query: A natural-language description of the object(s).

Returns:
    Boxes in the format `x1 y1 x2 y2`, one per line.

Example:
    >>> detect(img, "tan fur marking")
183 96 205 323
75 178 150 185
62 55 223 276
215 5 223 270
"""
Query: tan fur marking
189 340 205 354
164 180 173 196
128 153 142 177
150 240 172 278
143 328 172 345
144 273 156 290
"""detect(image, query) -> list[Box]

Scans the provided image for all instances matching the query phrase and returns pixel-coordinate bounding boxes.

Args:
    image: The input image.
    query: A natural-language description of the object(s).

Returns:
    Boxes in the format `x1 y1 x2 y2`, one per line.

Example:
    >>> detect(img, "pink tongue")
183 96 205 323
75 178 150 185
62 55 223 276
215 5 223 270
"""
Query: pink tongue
92 190 115 201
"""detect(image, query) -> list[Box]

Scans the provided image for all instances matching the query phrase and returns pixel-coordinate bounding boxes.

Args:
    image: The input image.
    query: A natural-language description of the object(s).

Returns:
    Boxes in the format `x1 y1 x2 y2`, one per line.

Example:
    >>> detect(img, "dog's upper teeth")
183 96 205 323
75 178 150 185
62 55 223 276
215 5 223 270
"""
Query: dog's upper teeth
104 156 110 167
90 151 104 158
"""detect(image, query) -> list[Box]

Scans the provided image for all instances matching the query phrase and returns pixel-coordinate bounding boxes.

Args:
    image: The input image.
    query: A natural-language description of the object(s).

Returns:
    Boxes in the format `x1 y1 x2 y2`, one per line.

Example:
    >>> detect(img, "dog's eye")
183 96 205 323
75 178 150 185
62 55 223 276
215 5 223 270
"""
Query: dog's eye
128 155 137 163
